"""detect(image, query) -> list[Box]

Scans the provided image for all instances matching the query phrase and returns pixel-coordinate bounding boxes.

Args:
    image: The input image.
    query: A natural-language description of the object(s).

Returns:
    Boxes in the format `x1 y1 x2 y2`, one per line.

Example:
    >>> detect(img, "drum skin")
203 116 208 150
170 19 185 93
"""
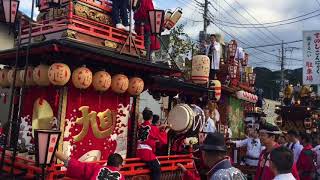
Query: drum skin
167 104 205 136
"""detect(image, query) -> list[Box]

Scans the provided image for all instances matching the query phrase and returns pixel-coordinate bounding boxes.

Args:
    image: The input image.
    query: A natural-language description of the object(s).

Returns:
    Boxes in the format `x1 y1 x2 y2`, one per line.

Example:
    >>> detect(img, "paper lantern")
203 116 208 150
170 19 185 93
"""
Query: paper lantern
20 66 35 86
8 69 22 87
72 66 92 89
33 64 50 86
48 63 71 86
111 74 129 94
92 71 111 92
191 55 210 84
209 80 221 102
0 68 10 87
127 77 144 96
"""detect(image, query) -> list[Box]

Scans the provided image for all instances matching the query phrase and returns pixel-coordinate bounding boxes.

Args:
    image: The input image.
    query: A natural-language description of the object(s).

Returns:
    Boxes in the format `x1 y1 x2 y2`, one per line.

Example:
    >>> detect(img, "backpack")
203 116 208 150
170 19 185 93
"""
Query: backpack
302 149 318 180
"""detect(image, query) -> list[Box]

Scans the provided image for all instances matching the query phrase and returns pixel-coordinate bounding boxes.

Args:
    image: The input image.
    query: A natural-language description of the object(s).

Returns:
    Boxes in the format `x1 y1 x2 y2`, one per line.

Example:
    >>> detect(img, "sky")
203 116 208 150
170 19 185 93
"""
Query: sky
18 0 320 71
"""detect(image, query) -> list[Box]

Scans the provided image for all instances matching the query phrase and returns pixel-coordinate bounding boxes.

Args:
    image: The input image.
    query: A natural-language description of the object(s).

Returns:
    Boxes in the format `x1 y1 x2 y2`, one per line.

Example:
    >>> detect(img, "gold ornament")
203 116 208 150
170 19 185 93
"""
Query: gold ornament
20 66 35 86
127 77 144 96
72 66 93 89
73 106 116 142
32 98 54 137
33 64 50 86
111 74 129 94
0 68 10 87
92 71 111 92
48 63 71 86
8 69 22 87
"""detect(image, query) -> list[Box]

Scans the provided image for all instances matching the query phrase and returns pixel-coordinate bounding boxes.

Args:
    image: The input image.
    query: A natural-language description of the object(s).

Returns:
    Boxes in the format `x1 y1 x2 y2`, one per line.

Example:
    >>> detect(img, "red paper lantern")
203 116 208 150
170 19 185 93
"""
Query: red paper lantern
127 77 144 96
33 64 50 86
20 66 35 86
209 80 221 102
248 73 256 85
228 40 237 58
0 68 10 87
72 66 93 89
111 74 129 94
48 63 71 86
228 65 237 79
92 71 111 92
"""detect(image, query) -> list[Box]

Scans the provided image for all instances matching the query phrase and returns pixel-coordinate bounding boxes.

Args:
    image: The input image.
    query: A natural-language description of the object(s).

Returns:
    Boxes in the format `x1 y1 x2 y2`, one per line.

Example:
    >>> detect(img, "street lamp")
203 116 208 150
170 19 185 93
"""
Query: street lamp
228 65 237 79
148 9 165 35
34 130 61 180
248 73 256 85
1 0 19 24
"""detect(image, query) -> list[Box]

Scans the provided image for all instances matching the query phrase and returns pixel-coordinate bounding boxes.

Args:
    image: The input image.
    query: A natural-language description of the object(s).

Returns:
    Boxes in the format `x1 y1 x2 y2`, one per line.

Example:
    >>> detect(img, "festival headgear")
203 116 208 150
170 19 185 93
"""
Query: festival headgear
200 132 227 152
259 123 282 135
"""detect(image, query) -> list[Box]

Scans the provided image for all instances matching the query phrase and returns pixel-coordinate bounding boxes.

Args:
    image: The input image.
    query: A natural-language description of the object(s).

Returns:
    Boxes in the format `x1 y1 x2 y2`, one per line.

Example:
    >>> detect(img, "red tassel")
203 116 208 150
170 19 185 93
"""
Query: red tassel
55 90 59 107
39 96 44 105
79 91 82 107
98 94 101 110
3 94 6 104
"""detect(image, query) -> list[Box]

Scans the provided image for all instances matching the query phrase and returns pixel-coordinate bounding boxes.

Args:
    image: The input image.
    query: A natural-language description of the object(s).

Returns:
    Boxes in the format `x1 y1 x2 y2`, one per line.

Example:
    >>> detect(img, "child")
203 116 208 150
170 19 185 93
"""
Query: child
55 151 125 180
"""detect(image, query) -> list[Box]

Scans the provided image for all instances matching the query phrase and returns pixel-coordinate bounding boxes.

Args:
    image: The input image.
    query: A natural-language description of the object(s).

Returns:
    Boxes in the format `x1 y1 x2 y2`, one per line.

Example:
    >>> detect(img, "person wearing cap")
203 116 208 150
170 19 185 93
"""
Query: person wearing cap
255 123 300 180
136 108 169 180
200 132 246 180
286 130 303 163
269 146 296 180
206 34 221 79
230 127 264 167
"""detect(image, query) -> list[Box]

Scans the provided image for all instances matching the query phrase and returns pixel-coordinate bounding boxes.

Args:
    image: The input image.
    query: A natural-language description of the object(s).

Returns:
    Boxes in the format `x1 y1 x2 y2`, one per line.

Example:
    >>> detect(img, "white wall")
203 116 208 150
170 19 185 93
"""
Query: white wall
0 23 14 51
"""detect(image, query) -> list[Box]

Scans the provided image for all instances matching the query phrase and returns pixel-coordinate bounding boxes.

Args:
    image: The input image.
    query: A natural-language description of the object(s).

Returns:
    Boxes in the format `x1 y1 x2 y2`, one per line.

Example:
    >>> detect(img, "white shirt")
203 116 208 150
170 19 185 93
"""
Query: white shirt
233 137 264 166
286 141 303 162
312 145 320 175
205 42 221 70
202 117 216 133
274 173 296 180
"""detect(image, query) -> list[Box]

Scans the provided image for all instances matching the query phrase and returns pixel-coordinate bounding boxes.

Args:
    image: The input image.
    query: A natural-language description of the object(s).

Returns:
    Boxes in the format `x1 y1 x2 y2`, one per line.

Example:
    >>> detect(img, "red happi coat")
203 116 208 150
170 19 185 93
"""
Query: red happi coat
182 170 201 180
133 0 160 51
136 121 167 161
296 144 316 180
66 159 125 180
254 144 300 180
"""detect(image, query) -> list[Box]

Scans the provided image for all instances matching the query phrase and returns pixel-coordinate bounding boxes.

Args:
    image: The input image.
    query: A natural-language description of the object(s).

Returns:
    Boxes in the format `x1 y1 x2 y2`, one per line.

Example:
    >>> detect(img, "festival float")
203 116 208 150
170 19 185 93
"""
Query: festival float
275 83 320 134
0 0 261 179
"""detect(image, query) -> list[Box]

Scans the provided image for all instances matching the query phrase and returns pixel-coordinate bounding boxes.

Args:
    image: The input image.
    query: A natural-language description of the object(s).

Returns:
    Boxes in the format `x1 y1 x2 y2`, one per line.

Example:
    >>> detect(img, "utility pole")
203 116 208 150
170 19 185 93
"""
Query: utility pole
203 0 209 36
280 40 285 104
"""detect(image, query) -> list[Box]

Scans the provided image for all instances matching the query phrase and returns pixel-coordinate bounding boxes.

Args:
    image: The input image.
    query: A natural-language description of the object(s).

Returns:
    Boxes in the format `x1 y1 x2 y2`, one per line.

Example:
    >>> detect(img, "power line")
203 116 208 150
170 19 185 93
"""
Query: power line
244 40 302 49
215 8 320 26
214 13 320 28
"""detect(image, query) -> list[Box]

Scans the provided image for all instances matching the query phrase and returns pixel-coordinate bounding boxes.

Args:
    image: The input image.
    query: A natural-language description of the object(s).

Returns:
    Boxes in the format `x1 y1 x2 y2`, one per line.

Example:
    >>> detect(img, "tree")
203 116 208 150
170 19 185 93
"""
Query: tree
155 24 198 72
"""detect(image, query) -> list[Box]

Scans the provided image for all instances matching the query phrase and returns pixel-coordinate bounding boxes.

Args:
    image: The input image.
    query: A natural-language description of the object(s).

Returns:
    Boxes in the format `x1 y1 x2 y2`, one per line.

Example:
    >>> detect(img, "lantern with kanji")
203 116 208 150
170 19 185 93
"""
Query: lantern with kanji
72 66 93 89
20 66 35 86
191 55 210 84
111 74 129 94
33 64 50 86
228 40 237 59
0 68 10 87
248 73 256 85
127 77 144 96
8 69 22 87
228 65 237 79
48 63 71 86
148 9 165 35
304 118 313 129
209 80 221 102
92 71 111 92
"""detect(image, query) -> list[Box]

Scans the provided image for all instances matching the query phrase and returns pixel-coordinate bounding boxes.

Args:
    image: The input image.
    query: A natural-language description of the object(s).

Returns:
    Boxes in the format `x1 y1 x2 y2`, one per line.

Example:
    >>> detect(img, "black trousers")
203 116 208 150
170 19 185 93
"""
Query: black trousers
112 0 129 26
145 159 161 180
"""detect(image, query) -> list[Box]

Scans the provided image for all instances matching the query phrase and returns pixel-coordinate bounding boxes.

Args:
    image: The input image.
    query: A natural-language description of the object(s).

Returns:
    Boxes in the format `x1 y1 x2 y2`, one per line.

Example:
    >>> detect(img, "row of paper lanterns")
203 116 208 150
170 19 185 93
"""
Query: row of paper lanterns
0 63 145 96
236 90 258 103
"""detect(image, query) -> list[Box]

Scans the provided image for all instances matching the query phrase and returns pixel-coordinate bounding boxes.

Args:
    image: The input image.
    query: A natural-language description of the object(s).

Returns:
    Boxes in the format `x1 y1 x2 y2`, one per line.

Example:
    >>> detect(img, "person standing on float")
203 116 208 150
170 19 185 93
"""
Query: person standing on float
255 123 300 180
205 34 221 79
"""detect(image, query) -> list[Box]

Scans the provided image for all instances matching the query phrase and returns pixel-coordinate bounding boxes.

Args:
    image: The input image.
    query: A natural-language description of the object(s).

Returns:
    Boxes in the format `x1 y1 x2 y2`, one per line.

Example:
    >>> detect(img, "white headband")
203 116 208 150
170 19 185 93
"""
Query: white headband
259 129 282 135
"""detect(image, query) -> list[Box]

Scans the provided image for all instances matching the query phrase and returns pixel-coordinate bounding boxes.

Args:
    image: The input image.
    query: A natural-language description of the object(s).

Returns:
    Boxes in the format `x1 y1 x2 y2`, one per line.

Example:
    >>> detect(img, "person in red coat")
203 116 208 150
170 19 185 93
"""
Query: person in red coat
177 162 201 180
133 0 160 60
136 108 169 180
296 133 316 180
255 123 300 180
55 152 125 180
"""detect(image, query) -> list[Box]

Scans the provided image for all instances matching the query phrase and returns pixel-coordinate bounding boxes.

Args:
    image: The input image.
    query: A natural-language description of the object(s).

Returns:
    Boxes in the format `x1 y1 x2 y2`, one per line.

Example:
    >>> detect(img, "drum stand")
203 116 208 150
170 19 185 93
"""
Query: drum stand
120 2 140 58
